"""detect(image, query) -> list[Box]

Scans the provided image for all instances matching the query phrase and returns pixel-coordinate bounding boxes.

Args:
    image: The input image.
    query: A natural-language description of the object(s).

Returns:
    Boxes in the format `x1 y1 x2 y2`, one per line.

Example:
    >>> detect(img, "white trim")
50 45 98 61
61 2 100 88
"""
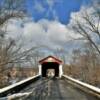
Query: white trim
39 63 63 78
38 64 42 75
59 64 63 78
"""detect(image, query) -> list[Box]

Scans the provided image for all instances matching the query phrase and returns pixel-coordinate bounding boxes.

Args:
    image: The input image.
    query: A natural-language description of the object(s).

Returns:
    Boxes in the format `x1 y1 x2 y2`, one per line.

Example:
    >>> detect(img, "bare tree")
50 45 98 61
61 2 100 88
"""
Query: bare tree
0 0 33 87
0 0 26 26
68 46 100 86
69 5 100 86
72 7 100 55
53 48 67 65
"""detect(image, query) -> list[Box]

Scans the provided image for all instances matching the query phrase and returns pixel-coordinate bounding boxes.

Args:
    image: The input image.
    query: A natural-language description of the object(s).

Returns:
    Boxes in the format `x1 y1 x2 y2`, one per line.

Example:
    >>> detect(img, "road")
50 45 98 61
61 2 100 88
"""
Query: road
17 78 99 100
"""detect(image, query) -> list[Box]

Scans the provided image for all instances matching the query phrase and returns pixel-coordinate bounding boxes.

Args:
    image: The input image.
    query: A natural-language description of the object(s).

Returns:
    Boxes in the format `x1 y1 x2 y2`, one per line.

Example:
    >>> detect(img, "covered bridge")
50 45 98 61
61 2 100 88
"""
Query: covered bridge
38 56 63 78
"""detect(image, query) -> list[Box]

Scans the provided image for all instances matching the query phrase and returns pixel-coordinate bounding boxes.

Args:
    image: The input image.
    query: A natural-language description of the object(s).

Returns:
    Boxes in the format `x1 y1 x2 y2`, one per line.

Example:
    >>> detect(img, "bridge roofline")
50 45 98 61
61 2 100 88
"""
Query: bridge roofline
39 55 62 64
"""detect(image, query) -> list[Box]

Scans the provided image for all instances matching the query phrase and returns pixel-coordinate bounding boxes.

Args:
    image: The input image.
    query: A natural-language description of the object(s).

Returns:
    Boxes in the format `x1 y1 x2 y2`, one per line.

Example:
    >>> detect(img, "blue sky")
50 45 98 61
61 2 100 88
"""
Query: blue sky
26 0 92 24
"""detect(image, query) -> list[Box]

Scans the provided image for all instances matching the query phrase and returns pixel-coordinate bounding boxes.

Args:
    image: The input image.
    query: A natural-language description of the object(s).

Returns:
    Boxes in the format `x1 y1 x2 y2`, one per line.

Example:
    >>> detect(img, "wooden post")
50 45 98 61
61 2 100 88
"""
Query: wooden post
59 64 63 78
38 64 42 75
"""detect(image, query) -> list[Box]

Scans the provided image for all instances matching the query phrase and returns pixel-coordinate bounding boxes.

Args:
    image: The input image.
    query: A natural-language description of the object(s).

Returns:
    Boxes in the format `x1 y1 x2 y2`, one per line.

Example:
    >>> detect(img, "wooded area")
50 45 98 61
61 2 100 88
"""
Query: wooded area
63 1 100 87
0 0 100 88
0 0 39 88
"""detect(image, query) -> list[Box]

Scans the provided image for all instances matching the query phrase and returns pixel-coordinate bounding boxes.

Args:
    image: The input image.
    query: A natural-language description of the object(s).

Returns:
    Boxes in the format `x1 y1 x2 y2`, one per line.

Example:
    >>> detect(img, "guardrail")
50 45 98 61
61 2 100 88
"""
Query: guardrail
0 75 40 97
63 75 100 98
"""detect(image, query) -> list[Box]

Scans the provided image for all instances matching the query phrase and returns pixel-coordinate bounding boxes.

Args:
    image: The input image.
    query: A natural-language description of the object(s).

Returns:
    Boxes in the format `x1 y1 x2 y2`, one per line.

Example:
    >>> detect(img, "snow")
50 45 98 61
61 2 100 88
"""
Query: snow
0 92 31 100
0 75 40 93
63 75 100 93
7 92 31 99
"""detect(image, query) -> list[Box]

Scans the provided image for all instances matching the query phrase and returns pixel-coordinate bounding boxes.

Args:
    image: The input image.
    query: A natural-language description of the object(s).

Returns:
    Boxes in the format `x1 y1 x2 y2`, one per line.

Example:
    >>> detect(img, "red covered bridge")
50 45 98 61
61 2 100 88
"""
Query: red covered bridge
38 56 63 78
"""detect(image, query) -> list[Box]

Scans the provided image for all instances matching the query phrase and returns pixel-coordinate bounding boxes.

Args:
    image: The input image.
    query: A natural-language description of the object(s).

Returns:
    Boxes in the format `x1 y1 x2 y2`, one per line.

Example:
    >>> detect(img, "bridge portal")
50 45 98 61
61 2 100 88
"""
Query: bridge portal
38 56 63 78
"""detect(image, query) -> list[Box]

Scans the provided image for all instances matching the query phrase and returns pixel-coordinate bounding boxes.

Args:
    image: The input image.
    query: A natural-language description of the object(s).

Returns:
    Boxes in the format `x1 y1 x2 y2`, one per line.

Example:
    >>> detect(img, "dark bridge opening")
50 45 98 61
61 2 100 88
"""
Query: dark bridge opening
42 62 59 77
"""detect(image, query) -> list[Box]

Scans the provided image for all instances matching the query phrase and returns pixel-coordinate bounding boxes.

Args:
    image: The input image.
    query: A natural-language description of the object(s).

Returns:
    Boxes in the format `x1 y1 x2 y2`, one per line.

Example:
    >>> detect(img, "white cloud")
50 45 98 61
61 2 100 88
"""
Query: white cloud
67 3 100 50
23 19 69 48
69 6 95 26
34 1 45 13
67 5 98 38
5 18 75 50
5 19 23 38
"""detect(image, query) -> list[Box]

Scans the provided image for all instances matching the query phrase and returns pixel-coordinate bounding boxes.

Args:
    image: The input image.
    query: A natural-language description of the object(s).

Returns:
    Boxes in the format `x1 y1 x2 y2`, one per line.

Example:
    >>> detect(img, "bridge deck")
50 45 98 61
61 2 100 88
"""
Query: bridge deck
17 78 99 100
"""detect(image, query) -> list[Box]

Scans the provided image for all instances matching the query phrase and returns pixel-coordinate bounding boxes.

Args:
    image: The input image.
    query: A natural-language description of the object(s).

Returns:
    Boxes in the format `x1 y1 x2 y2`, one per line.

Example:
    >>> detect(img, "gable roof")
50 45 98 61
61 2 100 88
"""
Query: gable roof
39 55 62 64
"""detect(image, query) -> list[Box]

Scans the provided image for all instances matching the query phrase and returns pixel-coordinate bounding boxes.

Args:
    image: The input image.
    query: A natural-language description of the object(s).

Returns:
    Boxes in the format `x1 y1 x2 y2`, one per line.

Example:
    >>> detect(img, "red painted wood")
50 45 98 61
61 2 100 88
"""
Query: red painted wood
39 55 62 64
